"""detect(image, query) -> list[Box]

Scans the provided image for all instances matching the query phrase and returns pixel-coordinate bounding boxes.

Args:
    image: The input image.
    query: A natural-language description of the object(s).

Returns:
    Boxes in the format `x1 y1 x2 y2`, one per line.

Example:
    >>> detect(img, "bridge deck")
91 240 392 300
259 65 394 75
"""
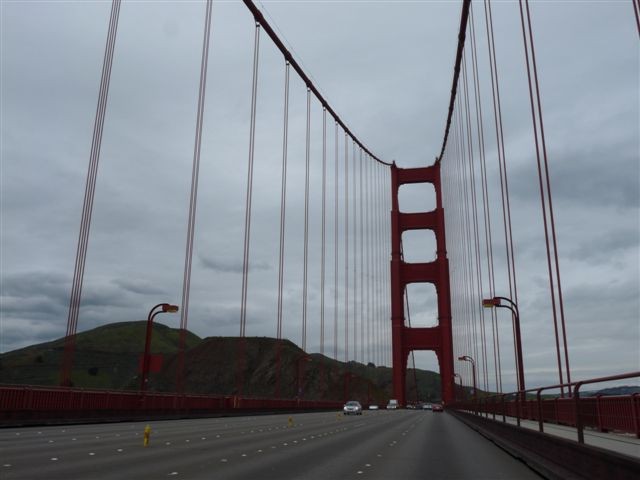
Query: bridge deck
0 410 540 479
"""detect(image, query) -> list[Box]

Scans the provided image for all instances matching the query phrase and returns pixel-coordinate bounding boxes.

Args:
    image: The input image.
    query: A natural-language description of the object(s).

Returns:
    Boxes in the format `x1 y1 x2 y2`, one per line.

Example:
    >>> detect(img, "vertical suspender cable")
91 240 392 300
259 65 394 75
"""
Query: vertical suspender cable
61 0 121 387
359 150 364 363
334 122 339 360
376 165 384 365
321 107 327 356
237 22 261 395
302 88 311 351
484 0 512 392
178 0 213 394
274 61 290 398
462 51 482 376
239 22 261 338
518 0 569 393
353 142 358 363
521 0 571 392
633 0 640 37
469 6 492 392
365 157 371 363
344 134 349 363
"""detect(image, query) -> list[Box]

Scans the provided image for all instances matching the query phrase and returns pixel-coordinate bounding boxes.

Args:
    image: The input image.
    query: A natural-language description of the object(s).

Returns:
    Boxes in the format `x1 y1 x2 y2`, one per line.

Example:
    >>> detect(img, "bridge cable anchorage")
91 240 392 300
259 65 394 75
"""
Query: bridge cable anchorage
237 21 261 396
302 88 311 352
437 0 472 162
61 0 121 387
177 0 213 395
241 0 388 166
518 0 570 395
275 60 290 399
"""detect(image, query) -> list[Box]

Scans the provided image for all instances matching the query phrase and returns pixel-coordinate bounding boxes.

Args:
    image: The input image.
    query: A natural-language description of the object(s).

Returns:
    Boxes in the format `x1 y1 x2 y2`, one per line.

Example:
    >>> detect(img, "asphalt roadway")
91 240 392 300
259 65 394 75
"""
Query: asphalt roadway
1 410 542 479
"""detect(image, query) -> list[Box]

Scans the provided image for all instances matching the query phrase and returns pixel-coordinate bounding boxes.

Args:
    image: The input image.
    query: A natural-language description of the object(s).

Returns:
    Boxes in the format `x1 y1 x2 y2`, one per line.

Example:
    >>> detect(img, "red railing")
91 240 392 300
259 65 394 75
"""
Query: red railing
0 384 344 424
451 371 640 442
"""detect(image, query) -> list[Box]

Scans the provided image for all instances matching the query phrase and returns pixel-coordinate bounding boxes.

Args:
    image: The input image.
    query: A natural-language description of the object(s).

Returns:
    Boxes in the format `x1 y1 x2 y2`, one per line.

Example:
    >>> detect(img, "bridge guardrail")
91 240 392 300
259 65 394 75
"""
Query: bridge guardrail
451 371 640 442
0 383 344 424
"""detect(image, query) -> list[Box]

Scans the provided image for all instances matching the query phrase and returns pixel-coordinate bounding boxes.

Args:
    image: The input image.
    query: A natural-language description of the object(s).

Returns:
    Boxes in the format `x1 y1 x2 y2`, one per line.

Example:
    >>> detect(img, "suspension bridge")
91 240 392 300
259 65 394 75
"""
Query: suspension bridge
1 0 639 478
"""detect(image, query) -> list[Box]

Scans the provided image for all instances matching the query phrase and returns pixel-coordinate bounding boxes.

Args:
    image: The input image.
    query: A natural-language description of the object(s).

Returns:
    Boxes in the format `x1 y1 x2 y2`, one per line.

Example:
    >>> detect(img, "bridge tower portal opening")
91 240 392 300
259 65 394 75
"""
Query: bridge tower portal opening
390 162 454 406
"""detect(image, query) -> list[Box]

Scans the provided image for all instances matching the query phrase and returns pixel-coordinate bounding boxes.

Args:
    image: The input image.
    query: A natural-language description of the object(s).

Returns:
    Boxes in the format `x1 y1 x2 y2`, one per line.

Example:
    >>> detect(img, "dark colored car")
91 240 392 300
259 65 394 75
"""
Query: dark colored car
432 403 443 412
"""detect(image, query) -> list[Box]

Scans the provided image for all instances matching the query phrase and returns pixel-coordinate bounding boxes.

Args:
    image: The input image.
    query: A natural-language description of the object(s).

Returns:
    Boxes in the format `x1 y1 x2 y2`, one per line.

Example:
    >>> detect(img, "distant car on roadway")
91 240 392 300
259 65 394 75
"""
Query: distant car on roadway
432 403 443 412
423 403 433 410
343 401 363 415
386 399 399 410
368 404 379 410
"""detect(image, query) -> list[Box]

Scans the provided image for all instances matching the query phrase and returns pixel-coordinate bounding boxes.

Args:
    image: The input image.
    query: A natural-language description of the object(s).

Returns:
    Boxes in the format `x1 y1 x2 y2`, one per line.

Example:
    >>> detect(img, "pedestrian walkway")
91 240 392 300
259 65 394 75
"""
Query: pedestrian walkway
490 414 640 459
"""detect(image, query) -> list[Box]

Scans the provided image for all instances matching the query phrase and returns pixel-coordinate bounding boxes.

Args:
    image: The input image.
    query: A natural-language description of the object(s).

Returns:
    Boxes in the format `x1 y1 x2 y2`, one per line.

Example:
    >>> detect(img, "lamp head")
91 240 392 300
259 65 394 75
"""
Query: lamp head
482 297 500 308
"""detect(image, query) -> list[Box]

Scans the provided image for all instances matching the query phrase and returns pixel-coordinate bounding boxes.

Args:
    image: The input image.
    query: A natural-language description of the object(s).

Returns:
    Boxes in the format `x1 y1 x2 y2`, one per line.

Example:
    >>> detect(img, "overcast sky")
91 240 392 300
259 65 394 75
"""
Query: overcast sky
1 1 638 393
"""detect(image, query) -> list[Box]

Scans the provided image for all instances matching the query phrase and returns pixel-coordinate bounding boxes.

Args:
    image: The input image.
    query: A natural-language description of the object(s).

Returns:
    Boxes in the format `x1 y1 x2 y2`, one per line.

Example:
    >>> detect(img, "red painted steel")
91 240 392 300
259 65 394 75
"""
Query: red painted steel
0 385 343 424
390 163 454 406
452 371 640 439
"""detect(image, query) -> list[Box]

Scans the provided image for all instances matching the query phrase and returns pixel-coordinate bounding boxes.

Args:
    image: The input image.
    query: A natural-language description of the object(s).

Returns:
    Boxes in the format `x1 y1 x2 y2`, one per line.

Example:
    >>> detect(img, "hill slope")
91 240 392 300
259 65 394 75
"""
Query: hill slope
0 322 443 403
0 321 200 389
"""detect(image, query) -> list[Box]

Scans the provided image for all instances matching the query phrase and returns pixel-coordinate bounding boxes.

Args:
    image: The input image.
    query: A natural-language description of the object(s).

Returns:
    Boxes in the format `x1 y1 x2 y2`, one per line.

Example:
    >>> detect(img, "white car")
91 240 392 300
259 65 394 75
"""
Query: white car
343 401 363 415
368 404 379 410
386 399 398 410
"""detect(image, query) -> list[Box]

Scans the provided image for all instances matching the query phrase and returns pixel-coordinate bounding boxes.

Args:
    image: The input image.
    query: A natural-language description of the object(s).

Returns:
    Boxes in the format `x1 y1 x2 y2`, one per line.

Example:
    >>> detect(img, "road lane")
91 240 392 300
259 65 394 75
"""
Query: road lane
1 411 541 479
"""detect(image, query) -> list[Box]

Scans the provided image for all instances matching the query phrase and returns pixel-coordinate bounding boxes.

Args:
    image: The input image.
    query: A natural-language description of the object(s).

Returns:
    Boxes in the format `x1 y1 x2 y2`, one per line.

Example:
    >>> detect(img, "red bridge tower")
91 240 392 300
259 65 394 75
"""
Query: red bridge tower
390 162 454 406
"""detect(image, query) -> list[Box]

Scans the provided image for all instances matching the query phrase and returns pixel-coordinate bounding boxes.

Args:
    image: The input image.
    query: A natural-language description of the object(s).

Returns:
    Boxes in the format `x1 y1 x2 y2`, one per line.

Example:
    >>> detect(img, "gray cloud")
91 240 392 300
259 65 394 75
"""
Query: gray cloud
200 255 271 274
1 2 637 392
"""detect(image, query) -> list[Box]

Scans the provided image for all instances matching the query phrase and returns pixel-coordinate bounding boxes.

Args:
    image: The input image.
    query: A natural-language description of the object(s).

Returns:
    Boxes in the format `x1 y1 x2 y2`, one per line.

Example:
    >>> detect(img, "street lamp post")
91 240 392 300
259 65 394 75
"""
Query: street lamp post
453 373 463 401
457 355 477 400
483 296 525 395
140 303 179 392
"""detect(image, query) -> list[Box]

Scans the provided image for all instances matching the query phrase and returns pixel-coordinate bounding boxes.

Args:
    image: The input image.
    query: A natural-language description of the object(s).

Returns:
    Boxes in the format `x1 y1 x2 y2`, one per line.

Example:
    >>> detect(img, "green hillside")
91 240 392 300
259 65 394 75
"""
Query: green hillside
0 321 201 389
0 322 443 403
